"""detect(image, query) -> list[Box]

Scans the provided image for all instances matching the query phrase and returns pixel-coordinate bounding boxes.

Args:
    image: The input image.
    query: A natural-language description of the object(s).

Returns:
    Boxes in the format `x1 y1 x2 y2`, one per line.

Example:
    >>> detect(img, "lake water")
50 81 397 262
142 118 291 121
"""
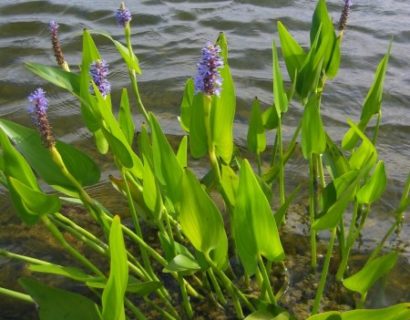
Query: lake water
0 0 409 317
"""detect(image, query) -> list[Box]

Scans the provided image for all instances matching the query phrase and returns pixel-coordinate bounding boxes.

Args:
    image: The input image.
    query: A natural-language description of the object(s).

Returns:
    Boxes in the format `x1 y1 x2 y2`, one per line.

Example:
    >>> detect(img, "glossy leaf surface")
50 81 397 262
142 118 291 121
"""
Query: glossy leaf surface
343 252 398 296
178 169 228 268
356 161 386 204
307 303 410 320
301 94 326 158
20 277 100 320
212 33 236 163
233 160 284 275
118 88 135 146
247 98 266 155
102 216 128 320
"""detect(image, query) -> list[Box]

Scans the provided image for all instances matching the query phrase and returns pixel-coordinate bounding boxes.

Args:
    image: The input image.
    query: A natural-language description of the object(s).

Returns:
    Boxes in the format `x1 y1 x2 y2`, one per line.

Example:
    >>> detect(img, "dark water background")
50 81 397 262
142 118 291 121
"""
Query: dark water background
0 0 409 317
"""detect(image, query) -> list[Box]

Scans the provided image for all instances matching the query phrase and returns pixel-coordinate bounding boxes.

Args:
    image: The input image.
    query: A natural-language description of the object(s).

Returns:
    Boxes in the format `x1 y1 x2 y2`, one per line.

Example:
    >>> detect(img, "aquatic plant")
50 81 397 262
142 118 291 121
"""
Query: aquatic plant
0 0 409 319
194 41 224 96
89 59 111 97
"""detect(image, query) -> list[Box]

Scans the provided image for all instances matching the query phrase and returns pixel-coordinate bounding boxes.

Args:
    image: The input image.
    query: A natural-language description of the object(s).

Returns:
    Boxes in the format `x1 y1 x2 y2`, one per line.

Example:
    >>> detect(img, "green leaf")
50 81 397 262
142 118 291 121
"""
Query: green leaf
326 36 341 79
307 303 410 320
343 252 398 296
310 0 338 77
313 170 359 231
342 45 391 150
347 120 378 170
138 123 153 165
102 215 128 320
8 177 60 216
301 94 326 158
189 93 208 158
176 136 188 168
323 134 349 180
163 254 201 275
25 63 80 94
247 97 266 155
0 127 38 189
356 161 387 204
142 156 162 219
262 104 279 130
212 32 236 163
220 163 239 207
0 119 100 195
244 310 278 320
150 113 183 202
297 25 324 99
277 21 306 83
233 160 284 275
118 89 135 146
20 277 100 320
79 29 108 152
178 169 228 268
159 233 195 262
272 41 289 115
91 31 141 74
360 45 391 121
89 277 162 297
126 278 162 296
179 78 194 132
29 264 100 283
274 185 300 227
102 128 133 168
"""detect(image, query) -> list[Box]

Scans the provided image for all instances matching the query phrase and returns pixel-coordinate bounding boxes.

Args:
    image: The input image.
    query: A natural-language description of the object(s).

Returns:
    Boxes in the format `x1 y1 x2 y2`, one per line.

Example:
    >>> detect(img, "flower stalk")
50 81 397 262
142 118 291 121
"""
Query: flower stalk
49 21 70 71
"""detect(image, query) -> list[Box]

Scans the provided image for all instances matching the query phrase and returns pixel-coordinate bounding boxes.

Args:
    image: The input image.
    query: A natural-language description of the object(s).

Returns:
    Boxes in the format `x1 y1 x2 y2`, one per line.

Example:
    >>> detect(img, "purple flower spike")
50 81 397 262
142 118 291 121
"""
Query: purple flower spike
338 0 352 32
28 88 55 148
194 41 224 96
115 2 132 27
89 60 111 97
49 20 66 68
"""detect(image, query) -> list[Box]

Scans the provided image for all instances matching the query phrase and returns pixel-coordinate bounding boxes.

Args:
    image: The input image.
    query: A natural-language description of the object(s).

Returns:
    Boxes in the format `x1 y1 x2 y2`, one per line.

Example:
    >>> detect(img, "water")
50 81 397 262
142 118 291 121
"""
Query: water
0 0 409 317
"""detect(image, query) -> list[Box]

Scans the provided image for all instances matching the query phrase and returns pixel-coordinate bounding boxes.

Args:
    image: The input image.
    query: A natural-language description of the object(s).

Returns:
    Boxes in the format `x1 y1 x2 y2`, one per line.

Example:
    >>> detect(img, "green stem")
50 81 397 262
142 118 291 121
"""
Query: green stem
206 256 255 316
125 298 147 320
52 214 147 280
51 216 108 256
122 168 154 276
358 292 367 309
208 268 227 305
41 216 104 277
258 256 276 305
49 147 109 236
270 130 279 167
124 22 149 122
312 228 337 315
178 273 194 318
256 152 262 176
263 119 301 184
144 297 178 320
277 120 286 207
105 215 202 299
316 154 326 189
274 262 290 301
309 155 317 269
336 204 370 280
0 287 35 304
372 111 382 145
121 170 179 317
0 249 51 265
129 70 149 122
368 221 398 262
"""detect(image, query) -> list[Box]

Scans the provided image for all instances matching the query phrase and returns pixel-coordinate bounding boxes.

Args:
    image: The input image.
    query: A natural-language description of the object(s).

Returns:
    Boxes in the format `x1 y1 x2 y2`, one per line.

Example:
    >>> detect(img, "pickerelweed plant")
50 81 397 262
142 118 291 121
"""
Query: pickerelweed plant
0 0 409 319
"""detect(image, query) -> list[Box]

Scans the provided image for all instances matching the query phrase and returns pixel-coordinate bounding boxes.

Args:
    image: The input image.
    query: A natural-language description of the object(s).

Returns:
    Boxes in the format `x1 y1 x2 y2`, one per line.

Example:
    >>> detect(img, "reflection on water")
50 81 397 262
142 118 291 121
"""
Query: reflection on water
0 0 409 317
